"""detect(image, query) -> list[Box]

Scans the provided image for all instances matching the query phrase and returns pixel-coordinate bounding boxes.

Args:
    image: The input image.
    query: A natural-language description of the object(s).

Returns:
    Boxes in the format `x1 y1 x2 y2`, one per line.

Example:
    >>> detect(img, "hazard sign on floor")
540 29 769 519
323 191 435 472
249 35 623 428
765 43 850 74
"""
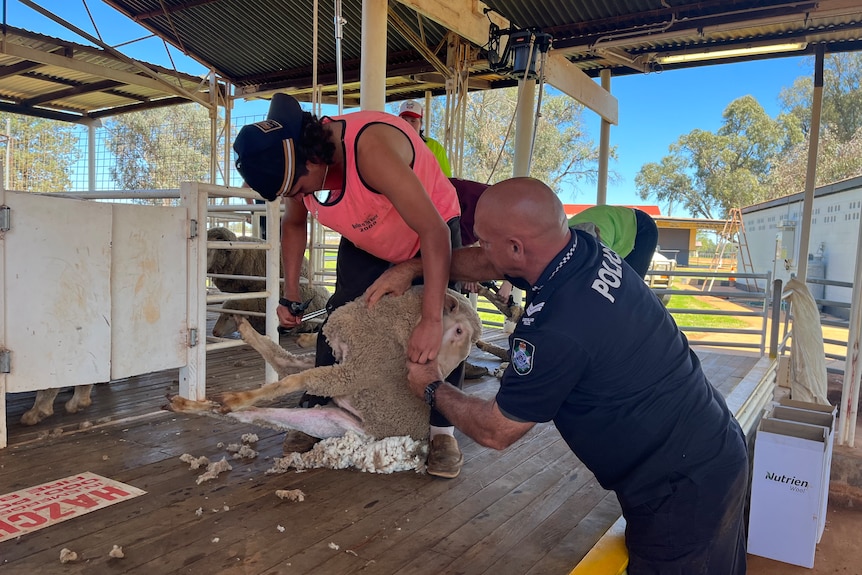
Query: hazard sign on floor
0 472 146 543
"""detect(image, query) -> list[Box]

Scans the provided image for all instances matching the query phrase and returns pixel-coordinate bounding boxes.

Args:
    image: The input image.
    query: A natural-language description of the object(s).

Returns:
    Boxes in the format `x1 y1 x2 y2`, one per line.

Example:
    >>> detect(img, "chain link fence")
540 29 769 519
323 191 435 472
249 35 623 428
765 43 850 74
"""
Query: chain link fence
0 112 265 195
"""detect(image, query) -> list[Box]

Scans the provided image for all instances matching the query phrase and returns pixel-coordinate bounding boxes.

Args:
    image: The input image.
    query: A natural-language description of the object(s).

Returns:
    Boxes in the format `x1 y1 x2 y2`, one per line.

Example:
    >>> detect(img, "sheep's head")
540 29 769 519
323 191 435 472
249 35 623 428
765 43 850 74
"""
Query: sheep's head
438 290 482 378
206 227 238 272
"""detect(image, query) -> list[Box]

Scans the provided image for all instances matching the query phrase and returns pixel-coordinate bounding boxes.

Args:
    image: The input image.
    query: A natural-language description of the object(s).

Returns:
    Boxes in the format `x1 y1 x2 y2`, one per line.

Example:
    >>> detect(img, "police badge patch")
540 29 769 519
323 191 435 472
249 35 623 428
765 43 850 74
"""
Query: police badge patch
511 338 535 375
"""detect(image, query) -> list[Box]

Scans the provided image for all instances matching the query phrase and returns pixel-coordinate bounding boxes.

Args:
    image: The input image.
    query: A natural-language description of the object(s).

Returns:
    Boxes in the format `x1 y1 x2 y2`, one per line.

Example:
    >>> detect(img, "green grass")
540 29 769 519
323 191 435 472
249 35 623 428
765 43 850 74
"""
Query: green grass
666 293 750 328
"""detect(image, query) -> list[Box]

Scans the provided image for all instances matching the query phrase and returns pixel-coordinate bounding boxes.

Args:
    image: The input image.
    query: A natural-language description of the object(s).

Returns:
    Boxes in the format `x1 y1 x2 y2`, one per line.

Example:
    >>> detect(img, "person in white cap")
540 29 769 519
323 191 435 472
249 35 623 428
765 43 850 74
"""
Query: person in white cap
399 100 452 177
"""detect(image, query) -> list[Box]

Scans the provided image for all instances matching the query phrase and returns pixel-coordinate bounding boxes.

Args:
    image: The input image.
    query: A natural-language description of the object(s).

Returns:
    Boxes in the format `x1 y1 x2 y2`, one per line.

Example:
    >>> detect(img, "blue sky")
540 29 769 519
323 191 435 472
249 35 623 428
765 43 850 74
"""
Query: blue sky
7 1 815 216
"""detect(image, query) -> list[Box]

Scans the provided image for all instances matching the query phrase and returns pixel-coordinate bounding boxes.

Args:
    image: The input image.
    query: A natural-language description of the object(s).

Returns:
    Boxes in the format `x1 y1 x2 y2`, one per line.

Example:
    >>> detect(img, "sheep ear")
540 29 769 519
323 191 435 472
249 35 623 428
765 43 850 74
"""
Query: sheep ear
443 291 460 314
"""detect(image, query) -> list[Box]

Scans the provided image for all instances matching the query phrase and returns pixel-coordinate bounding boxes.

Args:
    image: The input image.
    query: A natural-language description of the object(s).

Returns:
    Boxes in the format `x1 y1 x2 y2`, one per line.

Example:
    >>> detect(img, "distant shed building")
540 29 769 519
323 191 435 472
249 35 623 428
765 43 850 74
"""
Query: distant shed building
564 204 726 267
741 175 862 318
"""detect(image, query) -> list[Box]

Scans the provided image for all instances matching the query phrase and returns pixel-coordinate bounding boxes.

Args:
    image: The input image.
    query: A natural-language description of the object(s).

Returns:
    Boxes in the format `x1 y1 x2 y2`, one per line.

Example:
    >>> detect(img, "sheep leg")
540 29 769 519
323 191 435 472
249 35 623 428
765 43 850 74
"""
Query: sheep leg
21 388 61 425
236 315 314 375
65 384 94 414
163 394 221 414
476 339 509 361
226 406 365 439
215 364 349 413
476 284 524 323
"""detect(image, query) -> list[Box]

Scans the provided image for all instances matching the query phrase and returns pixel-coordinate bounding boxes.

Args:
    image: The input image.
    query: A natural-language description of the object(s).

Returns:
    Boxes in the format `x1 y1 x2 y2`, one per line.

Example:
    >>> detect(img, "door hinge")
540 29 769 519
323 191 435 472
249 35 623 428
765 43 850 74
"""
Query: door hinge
0 349 10 373
189 328 198 347
0 205 10 232
189 219 199 239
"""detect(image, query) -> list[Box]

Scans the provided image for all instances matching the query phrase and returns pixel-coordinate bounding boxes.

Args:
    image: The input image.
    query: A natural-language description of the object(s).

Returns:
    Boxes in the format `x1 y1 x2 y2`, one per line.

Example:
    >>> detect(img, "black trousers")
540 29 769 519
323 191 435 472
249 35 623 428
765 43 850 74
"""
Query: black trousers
624 209 659 279
304 218 465 428
621 433 749 574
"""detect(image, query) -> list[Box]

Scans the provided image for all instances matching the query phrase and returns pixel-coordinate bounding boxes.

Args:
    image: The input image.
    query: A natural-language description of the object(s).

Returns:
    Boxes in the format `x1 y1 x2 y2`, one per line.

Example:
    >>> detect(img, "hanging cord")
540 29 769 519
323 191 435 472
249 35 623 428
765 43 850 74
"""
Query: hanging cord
312 0 319 115
527 44 550 174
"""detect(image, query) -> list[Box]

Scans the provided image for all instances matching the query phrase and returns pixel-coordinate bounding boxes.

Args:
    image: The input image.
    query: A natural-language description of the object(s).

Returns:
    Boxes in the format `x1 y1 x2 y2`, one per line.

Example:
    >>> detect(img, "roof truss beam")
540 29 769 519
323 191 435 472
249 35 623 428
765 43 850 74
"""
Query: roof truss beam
0 43 190 99
0 59 44 79
21 79 124 107
393 0 618 124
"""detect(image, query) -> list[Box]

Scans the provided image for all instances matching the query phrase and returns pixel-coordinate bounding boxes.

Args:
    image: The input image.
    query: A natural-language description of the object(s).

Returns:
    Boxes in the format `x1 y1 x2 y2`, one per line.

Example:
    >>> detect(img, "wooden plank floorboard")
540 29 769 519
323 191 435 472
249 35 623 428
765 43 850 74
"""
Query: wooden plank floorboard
1 329 759 575
283 426 566 575
522 492 623 575
472 478 613 575
1 427 285 566
328 428 574 574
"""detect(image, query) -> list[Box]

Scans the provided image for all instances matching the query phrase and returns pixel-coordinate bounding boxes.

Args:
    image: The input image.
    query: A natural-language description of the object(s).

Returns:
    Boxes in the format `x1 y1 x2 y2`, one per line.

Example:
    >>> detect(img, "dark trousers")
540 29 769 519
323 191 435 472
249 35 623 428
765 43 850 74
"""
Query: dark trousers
621 439 749 574
624 209 659 279
305 218 465 428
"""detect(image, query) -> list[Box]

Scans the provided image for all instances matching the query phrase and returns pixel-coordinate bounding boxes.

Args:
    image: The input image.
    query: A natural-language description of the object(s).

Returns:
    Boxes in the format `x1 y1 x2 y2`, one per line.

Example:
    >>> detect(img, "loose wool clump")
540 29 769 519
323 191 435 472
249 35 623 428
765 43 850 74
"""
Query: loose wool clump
179 453 210 470
275 489 306 502
195 457 233 484
267 431 428 474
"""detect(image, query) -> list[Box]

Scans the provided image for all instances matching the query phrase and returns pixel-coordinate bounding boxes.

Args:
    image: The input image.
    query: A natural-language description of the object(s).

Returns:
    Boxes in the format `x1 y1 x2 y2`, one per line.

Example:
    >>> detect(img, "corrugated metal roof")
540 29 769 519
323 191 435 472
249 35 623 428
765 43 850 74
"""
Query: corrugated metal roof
98 0 862 105
4 0 862 119
0 26 212 122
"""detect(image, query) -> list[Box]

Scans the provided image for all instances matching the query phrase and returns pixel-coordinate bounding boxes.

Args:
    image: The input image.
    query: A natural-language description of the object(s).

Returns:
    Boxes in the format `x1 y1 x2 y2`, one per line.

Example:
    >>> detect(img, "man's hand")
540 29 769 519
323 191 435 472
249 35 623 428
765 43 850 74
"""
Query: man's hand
364 261 421 307
407 317 442 364
276 304 303 328
407 359 444 399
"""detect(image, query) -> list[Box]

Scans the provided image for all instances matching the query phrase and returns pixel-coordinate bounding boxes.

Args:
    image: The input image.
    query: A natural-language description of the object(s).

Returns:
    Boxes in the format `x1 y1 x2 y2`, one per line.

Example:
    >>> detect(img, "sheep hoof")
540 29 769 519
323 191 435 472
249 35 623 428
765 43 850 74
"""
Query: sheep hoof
163 394 219 414
65 396 92 414
21 408 52 426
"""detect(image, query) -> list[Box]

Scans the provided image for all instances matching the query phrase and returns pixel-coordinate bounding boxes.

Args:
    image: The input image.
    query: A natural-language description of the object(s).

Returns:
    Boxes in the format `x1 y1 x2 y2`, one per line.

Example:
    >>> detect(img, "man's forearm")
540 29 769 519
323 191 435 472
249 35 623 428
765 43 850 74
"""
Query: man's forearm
432 384 530 450
449 247 501 283
281 219 308 299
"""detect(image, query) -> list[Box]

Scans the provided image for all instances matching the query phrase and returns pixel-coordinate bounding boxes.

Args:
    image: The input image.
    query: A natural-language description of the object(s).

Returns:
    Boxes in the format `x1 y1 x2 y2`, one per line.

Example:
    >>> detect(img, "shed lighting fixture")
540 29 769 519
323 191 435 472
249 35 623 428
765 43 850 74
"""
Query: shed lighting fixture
656 42 808 64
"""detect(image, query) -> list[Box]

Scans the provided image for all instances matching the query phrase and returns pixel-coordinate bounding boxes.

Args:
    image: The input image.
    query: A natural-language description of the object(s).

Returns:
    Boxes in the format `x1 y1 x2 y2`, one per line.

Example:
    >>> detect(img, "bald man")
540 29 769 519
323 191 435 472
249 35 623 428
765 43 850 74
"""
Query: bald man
366 177 749 575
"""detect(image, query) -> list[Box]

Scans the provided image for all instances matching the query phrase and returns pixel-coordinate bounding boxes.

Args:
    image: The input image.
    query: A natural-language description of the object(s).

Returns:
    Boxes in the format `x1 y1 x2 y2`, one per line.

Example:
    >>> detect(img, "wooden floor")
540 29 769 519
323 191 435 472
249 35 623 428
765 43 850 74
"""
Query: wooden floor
0 328 758 575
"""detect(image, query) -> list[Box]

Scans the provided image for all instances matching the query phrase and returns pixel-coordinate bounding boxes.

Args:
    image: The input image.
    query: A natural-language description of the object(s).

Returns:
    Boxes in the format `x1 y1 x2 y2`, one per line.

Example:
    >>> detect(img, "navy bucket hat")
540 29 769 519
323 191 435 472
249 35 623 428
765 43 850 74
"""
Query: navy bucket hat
234 93 304 201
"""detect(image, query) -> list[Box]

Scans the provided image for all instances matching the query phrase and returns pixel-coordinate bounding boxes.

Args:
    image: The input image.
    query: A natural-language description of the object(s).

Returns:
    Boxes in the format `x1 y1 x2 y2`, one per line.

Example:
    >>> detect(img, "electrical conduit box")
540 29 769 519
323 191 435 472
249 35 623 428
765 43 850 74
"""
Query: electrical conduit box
747 400 836 568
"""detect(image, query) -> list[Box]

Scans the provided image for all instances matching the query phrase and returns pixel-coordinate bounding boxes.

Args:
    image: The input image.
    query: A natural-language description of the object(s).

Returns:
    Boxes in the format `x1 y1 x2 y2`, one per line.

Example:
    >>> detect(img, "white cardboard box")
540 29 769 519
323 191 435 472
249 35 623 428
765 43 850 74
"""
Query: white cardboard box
747 406 834 569
773 401 837 542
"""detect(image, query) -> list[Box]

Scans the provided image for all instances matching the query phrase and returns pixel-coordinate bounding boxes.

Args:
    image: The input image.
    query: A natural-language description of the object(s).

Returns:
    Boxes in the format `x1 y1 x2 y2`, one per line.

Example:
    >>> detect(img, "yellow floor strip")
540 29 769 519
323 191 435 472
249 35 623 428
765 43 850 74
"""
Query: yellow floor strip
569 516 628 575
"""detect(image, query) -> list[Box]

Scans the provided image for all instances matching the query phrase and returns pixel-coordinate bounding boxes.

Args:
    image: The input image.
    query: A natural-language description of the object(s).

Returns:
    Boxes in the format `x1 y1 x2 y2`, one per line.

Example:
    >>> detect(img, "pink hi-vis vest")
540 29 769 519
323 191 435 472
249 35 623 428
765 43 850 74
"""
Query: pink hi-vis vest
302 111 460 264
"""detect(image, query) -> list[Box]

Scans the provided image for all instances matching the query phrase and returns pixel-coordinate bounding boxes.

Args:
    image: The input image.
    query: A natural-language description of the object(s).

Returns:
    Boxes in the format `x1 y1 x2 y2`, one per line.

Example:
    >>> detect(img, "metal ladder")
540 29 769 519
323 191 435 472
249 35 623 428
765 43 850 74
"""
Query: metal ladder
704 208 758 292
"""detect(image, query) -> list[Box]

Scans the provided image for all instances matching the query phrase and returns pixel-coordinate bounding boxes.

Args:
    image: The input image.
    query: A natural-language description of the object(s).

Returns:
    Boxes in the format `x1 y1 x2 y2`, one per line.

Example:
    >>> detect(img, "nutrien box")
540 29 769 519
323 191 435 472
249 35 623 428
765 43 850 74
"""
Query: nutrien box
747 413 833 569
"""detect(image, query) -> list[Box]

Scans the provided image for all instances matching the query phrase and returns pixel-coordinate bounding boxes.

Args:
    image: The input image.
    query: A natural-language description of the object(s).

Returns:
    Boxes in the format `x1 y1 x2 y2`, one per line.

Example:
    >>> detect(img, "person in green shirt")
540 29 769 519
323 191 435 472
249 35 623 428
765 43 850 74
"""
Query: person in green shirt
399 100 452 177
568 205 658 278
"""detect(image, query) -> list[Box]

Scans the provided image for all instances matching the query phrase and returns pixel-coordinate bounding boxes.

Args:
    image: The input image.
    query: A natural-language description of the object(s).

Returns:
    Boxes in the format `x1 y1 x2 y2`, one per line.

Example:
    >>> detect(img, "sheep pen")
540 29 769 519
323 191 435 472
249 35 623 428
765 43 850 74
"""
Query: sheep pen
206 227 329 336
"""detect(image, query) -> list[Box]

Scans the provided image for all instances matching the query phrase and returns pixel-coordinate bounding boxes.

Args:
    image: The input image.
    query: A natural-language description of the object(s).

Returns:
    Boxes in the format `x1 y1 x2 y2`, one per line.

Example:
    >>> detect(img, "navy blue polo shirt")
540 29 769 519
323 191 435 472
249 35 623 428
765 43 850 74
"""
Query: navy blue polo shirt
497 229 745 506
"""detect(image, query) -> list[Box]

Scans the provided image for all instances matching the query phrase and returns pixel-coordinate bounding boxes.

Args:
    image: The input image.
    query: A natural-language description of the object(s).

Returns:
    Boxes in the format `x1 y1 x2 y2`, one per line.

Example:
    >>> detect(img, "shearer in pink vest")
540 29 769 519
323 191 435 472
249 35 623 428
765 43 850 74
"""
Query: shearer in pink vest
234 94 465 478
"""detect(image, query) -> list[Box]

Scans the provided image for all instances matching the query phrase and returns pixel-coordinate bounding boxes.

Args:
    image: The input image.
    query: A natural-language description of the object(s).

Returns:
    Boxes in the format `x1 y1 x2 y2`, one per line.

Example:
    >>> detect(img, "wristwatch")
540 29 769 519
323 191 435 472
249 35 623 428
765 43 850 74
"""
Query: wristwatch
424 380 444 408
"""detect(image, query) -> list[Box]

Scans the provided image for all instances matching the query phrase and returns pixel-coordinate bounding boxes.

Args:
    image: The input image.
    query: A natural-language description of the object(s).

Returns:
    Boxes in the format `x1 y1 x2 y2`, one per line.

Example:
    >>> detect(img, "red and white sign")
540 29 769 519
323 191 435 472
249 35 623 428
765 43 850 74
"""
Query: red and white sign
0 472 146 543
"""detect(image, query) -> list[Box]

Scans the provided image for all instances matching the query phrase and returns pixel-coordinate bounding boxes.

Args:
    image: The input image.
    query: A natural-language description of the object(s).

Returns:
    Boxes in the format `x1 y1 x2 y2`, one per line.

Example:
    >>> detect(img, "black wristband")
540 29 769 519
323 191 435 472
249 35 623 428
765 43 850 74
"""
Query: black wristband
279 297 309 316
424 380 444 408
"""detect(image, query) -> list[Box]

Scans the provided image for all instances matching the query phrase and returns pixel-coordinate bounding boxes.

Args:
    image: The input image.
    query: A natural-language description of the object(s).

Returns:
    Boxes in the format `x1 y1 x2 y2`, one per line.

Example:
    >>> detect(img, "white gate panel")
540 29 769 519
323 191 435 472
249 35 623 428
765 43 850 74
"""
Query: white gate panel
110 204 188 379
4 191 112 391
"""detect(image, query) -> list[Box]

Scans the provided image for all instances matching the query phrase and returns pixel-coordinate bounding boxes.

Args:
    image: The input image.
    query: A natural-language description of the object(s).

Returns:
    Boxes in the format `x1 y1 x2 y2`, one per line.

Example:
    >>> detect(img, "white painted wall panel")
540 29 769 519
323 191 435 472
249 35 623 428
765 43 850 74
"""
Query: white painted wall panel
4 191 112 391
743 182 862 309
110 204 188 379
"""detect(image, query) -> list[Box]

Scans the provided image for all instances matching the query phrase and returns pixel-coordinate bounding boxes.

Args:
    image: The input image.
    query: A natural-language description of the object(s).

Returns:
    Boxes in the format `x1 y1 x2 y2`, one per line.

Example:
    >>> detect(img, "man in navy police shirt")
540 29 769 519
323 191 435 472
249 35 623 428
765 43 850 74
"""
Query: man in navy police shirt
366 177 749 574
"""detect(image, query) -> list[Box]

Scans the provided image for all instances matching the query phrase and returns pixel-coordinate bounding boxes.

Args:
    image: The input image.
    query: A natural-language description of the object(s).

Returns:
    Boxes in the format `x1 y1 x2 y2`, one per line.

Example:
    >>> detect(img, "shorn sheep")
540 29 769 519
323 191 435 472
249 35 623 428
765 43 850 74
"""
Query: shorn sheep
207 227 328 335
168 286 481 441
